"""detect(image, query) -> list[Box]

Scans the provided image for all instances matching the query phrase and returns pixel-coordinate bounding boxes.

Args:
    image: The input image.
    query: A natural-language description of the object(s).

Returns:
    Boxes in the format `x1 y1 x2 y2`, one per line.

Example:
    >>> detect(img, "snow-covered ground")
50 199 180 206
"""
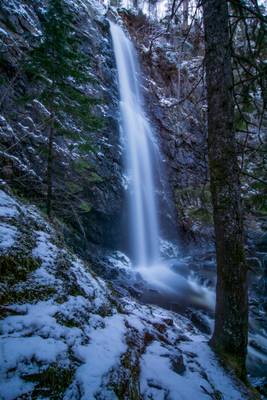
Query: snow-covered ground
0 188 252 399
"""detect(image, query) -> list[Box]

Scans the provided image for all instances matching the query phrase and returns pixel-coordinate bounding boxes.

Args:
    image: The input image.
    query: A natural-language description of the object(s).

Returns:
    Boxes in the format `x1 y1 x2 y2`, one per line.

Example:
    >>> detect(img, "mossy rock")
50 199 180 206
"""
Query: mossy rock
0 285 56 306
111 354 141 400
22 364 75 400
97 303 113 317
0 254 41 282
175 185 213 226
175 185 212 206
0 305 26 319
68 284 86 297
188 207 213 224
54 312 80 328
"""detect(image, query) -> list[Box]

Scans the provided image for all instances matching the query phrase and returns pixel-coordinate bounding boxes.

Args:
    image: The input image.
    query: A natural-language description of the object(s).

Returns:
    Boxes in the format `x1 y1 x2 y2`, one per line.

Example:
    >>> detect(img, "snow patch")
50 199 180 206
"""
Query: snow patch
0 376 34 400
0 223 18 249
0 336 67 371
0 190 19 218
73 314 126 399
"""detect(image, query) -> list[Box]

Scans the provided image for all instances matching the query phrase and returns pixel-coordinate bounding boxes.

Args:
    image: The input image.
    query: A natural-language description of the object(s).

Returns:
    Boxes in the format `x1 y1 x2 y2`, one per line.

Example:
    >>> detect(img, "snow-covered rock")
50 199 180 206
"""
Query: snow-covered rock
0 189 253 399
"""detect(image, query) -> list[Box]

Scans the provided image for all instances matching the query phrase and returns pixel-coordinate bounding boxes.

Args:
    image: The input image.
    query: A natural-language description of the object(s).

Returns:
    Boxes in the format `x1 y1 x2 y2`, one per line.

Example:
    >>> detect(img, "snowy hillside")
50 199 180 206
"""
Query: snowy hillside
0 188 252 399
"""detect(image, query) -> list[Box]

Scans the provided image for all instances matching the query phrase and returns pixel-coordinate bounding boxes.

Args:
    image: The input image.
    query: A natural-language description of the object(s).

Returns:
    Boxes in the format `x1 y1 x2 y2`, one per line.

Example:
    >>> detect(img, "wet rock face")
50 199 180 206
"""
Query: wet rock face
0 0 123 250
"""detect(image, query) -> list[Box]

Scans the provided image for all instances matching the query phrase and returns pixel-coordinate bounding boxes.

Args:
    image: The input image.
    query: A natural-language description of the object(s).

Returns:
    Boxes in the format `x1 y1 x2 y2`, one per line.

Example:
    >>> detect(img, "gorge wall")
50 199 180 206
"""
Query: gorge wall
0 0 215 258
121 11 211 246
0 0 124 254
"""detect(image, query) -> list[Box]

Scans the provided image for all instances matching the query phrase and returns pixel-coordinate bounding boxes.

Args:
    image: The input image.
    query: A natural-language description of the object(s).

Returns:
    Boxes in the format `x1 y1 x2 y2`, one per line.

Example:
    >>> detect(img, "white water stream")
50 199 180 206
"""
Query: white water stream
110 21 215 311
110 22 160 268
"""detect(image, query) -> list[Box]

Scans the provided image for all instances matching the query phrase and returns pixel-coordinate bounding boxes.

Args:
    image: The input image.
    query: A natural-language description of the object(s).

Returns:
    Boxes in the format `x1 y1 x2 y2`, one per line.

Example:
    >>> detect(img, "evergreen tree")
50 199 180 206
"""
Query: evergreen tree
24 0 102 216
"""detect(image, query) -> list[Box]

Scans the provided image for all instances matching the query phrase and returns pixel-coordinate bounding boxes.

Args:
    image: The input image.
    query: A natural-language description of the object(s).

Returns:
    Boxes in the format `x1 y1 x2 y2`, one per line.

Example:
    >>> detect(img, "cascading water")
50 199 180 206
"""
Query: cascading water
110 21 215 311
110 22 161 268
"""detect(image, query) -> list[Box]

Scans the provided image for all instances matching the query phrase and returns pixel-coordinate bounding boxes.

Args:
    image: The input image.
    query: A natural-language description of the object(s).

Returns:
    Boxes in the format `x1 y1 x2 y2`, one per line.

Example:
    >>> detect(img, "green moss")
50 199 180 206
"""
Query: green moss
0 286 56 306
188 207 213 223
113 384 141 400
87 172 103 183
22 364 75 399
97 303 113 317
234 114 248 131
111 349 141 400
68 284 85 297
244 193 267 216
55 295 68 304
78 142 94 153
54 312 80 328
0 306 26 320
0 254 41 282
175 185 213 226
175 185 212 207
72 158 91 172
66 182 81 194
78 201 92 214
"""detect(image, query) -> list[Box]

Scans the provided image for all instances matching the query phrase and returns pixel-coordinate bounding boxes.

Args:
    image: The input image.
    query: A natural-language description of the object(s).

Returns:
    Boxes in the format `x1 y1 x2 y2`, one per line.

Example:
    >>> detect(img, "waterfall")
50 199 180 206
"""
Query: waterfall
110 22 161 268
110 22 215 312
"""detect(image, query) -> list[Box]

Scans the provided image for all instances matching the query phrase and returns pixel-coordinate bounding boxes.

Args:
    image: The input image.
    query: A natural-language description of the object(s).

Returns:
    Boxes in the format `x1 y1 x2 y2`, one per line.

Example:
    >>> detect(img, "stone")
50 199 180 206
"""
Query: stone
256 233 267 252
171 354 186 375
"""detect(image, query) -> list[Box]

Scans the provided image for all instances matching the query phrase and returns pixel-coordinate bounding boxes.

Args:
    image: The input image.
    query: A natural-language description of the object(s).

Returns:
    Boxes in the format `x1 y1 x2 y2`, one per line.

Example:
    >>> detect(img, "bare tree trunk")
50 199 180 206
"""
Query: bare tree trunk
182 0 189 30
46 116 54 217
203 0 248 380
133 0 138 10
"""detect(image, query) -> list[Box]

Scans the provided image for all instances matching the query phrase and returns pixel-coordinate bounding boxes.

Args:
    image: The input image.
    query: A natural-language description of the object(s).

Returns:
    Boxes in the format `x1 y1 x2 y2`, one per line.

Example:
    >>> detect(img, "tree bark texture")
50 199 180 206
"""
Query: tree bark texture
203 0 248 380
46 116 54 217
182 0 189 30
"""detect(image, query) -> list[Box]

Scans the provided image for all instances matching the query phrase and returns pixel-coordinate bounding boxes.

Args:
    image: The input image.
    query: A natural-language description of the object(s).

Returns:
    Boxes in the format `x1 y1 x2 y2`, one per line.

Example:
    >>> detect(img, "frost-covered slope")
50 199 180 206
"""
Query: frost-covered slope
0 188 252 399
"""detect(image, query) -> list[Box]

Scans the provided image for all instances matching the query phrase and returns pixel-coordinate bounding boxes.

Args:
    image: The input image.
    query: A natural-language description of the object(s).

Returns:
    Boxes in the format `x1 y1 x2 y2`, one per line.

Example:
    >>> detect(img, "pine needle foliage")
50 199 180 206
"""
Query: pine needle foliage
24 0 103 133
23 0 104 215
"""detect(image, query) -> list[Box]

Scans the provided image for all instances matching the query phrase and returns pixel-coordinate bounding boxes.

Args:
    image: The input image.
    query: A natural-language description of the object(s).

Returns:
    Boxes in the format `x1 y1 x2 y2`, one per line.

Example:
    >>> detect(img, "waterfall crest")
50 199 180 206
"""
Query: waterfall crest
110 22 161 268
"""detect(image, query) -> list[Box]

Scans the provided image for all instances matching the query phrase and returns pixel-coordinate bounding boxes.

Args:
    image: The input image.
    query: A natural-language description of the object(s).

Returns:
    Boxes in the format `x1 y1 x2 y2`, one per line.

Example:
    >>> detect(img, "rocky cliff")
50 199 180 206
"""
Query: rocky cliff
0 0 266 398
0 0 124 252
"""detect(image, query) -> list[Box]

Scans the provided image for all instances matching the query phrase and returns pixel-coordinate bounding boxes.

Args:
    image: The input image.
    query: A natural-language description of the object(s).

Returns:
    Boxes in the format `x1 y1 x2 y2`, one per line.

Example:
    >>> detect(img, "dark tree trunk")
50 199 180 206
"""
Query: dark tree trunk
46 116 54 217
202 0 248 380
133 0 138 10
182 0 189 30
